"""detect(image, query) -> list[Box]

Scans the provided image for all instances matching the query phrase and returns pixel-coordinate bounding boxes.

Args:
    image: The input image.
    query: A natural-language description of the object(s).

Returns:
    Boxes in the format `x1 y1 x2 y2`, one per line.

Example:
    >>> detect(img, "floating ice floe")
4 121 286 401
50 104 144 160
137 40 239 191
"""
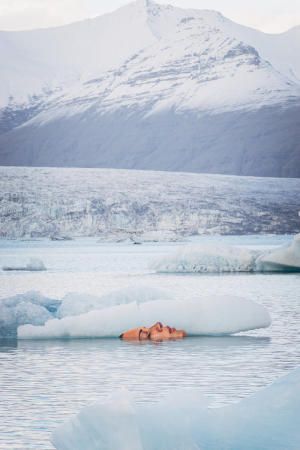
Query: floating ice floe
52 366 300 450
18 295 270 339
152 234 300 273
0 291 60 338
2 257 47 271
56 287 172 319
256 233 300 272
0 287 270 339
0 287 173 339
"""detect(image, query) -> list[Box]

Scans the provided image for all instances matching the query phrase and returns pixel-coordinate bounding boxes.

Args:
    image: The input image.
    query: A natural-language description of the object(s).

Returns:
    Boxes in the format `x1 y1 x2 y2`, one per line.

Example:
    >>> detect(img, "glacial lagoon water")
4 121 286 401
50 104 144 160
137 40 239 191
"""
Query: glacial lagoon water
0 235 300 449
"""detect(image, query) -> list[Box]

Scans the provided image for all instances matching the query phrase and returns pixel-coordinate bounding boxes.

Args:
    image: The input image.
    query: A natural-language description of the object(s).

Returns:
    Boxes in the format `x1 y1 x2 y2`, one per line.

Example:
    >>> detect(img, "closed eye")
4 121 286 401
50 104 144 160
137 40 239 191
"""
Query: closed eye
139 329 150 340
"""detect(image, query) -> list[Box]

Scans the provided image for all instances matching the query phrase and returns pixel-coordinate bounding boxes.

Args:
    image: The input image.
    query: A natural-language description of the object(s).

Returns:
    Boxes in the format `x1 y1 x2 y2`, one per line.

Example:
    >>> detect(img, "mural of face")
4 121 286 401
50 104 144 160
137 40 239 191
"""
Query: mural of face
120 322 187 341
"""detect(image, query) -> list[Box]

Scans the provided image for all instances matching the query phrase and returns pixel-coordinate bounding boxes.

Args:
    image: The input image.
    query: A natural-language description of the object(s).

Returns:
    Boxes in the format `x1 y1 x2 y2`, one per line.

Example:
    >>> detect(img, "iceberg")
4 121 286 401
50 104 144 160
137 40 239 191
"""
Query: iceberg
153 234 300 273
152 244 258 273
256 233 300 272
56 287 172 319
18 295 271 339
52 366 300 450
0 287 170 338
0 291 60 338
0 287 270 339
2 257 46 271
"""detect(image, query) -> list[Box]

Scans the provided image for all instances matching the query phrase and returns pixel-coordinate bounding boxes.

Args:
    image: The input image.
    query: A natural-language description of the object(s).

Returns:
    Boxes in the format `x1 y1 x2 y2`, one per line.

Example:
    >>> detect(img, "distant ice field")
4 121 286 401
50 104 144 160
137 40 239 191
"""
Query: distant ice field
0 235 300 449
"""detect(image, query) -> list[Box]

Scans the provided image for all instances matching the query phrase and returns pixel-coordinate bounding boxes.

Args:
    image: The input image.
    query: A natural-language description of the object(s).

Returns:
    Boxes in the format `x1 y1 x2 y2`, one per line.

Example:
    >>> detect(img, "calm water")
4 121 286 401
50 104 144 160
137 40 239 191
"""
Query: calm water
0 236 299 449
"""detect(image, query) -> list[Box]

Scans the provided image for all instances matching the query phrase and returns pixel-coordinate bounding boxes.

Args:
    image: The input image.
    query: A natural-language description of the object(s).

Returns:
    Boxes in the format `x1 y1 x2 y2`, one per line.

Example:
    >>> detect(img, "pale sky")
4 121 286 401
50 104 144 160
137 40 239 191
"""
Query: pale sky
0 0 299 33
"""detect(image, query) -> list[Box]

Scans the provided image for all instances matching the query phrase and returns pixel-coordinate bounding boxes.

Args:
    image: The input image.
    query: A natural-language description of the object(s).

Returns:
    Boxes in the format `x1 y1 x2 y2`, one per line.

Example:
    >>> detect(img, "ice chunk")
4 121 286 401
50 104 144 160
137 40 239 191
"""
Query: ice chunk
0 291 60 338
52 391 143 450
2 257 46 271
256 233 300 272
18 295 271 339
57 287 172 319
52 367 300 450
0 287 187 338
153 235 300 273
152 244 259 273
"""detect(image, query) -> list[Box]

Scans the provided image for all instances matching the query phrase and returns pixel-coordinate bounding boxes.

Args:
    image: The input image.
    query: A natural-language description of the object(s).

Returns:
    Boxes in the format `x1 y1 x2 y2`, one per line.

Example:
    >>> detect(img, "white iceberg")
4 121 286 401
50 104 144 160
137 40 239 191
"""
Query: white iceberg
256 233 300 272
52 366 300 450
2 257 47 271
0 287 171 338
0 287 270 339
56 287 172 319
18 295 271 339
153 234 300 273
152 244 258 273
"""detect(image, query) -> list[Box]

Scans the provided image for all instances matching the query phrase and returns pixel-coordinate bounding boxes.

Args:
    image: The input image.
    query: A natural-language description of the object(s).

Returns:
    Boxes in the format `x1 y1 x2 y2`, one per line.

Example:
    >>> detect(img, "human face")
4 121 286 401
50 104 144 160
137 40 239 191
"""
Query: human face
120 323 187 341
148 322 187 341
120 326 150 341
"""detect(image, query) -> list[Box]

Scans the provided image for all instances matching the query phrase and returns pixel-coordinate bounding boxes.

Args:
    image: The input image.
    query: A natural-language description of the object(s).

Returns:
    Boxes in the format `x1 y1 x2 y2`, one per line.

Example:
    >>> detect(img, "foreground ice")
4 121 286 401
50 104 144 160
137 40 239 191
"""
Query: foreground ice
56 287 173 319
0 287 170 339
52 366 300 450
153 234 300 273
0 291 60 338
18 295 270 339
0 286 270 339
2 257 46 271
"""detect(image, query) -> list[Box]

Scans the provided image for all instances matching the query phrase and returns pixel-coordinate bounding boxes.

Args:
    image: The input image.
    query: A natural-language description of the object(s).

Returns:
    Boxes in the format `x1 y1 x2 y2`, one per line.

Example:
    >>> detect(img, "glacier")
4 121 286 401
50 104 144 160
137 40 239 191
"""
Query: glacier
0 287 271 339
153 234 300 273
51 366 300 450
1 167 300 239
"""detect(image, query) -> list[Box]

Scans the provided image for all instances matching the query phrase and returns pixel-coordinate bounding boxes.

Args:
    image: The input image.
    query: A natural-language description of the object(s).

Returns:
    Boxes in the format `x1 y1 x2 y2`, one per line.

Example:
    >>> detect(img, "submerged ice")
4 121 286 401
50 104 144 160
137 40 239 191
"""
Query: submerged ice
0 286 271 338
153 234 300 273
52 366 300 450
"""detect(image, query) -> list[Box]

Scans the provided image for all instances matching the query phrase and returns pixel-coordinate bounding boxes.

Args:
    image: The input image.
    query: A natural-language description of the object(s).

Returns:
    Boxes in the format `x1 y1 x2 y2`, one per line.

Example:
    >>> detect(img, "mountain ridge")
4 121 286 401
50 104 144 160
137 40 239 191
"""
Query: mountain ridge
0 0 299 177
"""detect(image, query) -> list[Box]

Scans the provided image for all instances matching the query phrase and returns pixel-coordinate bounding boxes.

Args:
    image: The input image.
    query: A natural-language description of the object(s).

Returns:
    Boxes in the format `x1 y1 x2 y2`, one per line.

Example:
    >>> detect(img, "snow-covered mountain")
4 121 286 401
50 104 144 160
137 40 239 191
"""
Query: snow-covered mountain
0 0 299 176
1 167 300 239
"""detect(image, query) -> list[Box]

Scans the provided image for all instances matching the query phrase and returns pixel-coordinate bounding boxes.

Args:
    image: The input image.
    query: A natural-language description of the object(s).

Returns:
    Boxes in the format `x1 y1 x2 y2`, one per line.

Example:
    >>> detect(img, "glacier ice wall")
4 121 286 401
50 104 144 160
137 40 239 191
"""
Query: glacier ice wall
52 366 300 450
0 167 300 239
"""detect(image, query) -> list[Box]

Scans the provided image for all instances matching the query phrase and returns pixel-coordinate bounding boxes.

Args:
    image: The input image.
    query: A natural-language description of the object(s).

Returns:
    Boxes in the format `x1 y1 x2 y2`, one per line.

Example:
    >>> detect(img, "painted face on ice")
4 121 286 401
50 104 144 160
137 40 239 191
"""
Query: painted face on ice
120 322 187 341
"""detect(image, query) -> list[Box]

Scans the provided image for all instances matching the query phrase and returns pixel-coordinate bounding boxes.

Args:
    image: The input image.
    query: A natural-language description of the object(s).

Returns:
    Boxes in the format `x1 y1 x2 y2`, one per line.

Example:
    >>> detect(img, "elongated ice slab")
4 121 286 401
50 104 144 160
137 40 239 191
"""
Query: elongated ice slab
18 295 271 339
0 287 170 338
153 234 300 273
52 367 300 450
0 287 270 339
